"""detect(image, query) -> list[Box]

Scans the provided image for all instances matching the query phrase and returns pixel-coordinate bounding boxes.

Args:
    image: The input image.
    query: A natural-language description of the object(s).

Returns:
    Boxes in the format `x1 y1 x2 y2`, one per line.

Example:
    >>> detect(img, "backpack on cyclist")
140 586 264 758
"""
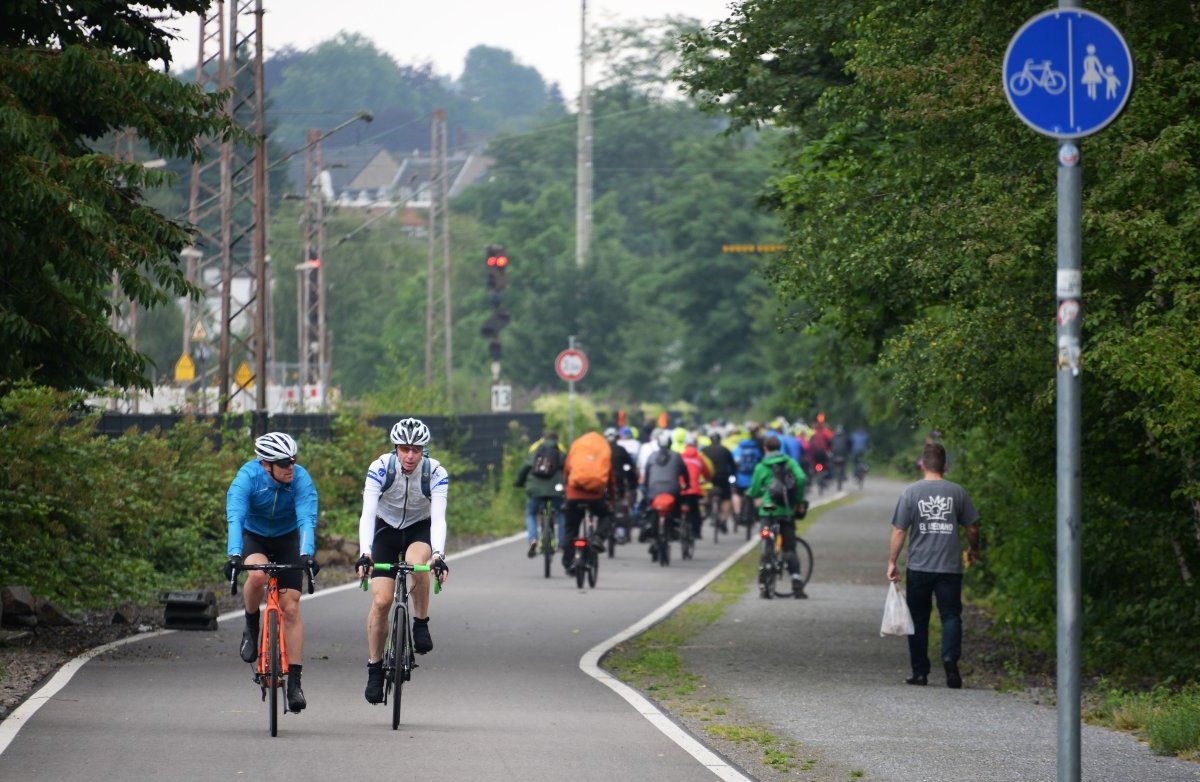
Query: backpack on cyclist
566 431 611 493
381 448 432 499
768 460 800 510
737 439 763 475
530 440 562 478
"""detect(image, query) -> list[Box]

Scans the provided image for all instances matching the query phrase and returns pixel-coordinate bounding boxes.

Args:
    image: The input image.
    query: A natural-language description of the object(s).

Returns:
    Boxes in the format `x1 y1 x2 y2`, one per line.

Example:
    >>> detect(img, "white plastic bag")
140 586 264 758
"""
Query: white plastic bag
880 582 914 637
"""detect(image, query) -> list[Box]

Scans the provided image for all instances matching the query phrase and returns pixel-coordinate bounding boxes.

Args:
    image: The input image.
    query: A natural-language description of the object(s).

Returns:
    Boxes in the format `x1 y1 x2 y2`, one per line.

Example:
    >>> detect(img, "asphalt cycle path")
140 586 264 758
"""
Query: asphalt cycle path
1 520 763 781
682 478 1200 782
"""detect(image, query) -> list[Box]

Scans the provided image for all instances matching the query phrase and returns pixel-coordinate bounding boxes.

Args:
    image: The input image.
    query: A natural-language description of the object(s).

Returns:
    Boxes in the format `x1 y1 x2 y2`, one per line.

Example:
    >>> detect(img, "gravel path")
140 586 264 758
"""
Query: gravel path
676 479 1200 782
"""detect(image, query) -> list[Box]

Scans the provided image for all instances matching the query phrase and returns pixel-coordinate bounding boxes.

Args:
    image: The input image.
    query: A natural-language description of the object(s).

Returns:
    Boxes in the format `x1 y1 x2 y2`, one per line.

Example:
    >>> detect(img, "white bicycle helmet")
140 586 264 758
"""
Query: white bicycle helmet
390 417 431 446
604 427 618 441
255 432 298 461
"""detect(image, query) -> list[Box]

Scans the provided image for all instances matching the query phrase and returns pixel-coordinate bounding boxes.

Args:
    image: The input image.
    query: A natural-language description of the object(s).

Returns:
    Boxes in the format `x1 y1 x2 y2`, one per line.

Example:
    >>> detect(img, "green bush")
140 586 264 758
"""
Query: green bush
0 386 518 610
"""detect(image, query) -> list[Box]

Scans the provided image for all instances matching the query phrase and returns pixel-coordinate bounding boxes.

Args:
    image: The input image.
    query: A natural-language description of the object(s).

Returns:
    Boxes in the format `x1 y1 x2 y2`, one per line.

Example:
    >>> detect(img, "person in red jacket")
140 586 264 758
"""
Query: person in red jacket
679 435 714 539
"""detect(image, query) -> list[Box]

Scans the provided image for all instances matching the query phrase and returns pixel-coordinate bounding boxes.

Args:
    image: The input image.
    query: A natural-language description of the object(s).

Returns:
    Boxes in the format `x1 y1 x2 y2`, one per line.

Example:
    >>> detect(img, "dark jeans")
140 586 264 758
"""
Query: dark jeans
905 569 963 677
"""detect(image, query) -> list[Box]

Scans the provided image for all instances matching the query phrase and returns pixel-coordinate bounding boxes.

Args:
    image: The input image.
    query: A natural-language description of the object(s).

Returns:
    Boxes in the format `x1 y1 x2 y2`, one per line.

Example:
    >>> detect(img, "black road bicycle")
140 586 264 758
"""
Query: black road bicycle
362 561 439 730
757 515 814 599
572 508 600 588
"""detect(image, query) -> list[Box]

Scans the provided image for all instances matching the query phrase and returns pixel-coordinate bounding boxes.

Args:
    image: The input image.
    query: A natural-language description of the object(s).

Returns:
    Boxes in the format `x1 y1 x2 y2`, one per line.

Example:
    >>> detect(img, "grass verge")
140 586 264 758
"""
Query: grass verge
602 499 863 782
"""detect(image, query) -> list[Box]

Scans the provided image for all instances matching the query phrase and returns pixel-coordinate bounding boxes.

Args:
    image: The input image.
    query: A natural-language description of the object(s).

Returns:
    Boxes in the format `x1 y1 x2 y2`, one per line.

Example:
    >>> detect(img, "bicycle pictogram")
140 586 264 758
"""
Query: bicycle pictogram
1008 59 1066 96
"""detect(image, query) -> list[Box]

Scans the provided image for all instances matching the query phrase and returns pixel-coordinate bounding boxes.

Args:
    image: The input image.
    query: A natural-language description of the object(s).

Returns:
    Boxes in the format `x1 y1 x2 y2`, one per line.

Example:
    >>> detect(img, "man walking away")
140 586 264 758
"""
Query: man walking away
887 442 980 688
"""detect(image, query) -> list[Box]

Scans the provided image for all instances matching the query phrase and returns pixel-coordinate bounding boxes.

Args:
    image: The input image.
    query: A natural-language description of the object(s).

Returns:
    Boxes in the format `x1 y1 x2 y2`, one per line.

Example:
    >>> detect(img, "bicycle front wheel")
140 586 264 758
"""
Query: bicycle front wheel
793 537 814 586
391 605 408 730
266 612 281 737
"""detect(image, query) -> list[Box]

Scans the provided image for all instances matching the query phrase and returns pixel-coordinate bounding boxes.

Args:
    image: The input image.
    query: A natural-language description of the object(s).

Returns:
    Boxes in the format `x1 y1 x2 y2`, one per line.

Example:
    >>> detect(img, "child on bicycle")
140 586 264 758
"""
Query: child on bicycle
746 435 809 598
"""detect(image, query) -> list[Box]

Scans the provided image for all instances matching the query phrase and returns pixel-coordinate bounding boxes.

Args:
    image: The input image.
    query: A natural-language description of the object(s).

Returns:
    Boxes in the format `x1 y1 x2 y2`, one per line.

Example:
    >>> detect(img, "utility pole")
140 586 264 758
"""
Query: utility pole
575 0 593 269
185 0 269 421
424 108 453 406
297 128 326 410
110 129 140 411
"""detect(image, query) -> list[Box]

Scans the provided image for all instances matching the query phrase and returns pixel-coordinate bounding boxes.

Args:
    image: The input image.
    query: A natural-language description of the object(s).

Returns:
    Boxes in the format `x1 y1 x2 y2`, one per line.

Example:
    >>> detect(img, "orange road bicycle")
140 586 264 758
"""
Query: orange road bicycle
361 562 440 730
230 561 315 737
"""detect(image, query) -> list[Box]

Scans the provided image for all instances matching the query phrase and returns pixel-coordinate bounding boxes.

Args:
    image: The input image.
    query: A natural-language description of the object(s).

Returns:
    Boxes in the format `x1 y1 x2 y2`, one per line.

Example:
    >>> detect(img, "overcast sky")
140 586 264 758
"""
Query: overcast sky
165 0 737 101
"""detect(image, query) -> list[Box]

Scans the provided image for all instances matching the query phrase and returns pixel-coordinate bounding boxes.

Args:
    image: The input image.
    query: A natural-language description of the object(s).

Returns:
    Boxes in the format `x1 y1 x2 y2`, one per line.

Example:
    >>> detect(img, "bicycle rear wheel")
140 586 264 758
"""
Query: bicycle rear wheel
391 605 408 730
540 510 554 579
681 524 694 560
758 550 776 599
772 553 794 598
575 544 587 588
588 547 599 587
266 612 280 736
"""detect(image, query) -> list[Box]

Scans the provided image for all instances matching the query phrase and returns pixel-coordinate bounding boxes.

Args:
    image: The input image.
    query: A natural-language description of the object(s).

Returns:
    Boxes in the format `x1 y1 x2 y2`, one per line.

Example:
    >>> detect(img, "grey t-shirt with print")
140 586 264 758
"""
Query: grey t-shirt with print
891 478 980 574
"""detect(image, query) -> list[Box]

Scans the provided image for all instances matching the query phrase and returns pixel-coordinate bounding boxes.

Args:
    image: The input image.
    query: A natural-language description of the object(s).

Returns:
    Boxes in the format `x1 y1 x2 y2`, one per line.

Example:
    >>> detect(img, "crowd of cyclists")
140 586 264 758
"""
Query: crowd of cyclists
223 413 869 712
514 414 870 588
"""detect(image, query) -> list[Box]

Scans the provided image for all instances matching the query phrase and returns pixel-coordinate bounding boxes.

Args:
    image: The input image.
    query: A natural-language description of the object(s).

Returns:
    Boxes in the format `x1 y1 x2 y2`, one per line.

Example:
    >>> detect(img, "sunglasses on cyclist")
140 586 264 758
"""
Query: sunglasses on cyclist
269 457 296 467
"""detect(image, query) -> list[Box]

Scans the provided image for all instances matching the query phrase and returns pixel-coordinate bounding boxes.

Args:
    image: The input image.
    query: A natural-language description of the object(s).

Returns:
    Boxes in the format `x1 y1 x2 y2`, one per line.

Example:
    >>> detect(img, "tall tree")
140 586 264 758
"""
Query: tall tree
0 1 233 391
680 0 1200 678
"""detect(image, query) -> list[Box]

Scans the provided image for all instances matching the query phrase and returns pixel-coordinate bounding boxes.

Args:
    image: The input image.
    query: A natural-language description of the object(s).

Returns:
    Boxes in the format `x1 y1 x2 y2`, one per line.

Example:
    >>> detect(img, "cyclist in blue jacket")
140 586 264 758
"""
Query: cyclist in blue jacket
225 432 320 713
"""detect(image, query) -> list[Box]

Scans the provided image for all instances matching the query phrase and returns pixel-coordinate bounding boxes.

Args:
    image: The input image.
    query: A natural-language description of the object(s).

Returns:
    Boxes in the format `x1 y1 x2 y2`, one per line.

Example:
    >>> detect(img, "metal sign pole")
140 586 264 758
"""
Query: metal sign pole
568 335 577 443
1001 6 1132 778
1056 139 1083 782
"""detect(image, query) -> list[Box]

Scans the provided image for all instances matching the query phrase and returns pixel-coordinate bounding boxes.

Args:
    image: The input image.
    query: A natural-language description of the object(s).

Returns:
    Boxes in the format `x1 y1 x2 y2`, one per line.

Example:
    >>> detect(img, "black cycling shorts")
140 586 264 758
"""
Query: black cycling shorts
711 480 733 501
241 529 303 592
370 518 432 579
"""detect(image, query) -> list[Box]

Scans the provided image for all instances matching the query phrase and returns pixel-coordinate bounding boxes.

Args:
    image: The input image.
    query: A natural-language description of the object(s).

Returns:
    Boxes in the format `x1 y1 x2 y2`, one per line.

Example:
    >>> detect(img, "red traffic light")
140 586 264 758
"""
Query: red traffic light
485 244 508 268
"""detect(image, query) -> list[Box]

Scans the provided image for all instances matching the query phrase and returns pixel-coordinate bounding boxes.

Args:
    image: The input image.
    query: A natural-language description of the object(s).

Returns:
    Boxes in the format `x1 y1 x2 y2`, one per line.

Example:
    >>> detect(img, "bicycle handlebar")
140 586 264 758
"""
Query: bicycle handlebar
230 561 317 596
358 561 441 594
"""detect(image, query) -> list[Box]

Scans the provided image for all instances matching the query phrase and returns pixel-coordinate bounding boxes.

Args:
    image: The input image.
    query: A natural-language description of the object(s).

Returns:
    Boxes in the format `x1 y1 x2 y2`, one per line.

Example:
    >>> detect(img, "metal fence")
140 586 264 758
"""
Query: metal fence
92 411 545 482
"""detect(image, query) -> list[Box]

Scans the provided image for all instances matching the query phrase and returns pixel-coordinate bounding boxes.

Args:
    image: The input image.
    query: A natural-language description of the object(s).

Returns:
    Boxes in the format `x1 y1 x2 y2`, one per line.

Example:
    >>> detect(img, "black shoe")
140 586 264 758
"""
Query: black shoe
239 624 258 663
563 557 576 574
412 619 433 654
649 543 658 562
287 678 306 711
527 541 538 558
718 521 729 533
364 662 384 704
792 579 808 599
905 674 928 686
944 660 962 689
589 534 606 552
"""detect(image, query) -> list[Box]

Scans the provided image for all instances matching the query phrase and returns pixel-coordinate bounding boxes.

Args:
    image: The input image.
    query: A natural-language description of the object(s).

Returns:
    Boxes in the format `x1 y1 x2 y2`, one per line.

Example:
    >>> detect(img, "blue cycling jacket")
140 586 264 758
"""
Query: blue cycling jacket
226 460 319 557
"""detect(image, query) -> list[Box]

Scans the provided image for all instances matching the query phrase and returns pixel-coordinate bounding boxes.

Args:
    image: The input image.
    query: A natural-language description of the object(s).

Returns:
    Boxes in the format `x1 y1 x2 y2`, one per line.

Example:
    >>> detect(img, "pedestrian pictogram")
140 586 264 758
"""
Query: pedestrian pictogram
1003 9 1133 139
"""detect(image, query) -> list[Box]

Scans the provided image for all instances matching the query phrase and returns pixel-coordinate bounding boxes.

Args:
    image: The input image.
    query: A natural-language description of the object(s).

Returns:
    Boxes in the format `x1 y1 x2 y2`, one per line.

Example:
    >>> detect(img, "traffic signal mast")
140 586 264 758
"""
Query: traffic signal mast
481 244 511 370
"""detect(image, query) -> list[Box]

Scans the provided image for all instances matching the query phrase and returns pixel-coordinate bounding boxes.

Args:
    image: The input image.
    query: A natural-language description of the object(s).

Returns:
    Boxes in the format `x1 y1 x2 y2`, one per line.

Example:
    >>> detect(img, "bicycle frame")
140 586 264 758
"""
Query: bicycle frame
230 561 314 736
758 519 794 599
363 561 436 730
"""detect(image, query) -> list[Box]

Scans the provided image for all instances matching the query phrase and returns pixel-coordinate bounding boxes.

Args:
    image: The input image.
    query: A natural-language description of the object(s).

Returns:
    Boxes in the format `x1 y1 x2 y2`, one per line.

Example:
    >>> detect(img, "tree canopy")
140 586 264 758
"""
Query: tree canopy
0 1 232 390
680 0 1200 679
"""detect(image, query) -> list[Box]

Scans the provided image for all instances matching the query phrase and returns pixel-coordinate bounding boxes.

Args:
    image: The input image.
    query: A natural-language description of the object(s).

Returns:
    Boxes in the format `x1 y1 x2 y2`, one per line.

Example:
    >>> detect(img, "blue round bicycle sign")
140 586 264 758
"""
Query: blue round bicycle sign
1003 8 1133 139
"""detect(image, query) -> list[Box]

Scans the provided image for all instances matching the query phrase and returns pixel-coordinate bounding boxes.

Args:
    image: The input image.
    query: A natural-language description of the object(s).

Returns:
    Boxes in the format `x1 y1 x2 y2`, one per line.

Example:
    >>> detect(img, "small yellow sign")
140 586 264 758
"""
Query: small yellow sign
235 361 254 389
174 354 196 383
